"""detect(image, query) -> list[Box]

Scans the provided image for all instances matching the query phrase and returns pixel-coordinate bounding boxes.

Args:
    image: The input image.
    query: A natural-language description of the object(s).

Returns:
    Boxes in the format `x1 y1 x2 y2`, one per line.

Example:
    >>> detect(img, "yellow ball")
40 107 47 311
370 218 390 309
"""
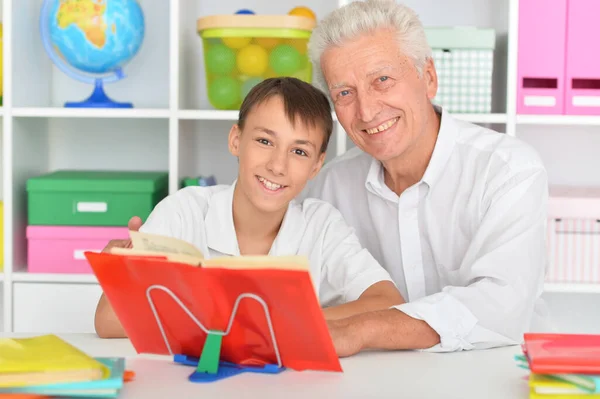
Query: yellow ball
254 37 280 50
237 44 268 77
222 36 251 49
288 6 316 20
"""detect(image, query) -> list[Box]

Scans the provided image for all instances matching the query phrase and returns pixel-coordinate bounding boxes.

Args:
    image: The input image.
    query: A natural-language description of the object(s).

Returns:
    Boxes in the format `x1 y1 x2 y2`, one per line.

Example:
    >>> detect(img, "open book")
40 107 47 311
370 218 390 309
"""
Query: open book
86 230 341 374
109 230 309 271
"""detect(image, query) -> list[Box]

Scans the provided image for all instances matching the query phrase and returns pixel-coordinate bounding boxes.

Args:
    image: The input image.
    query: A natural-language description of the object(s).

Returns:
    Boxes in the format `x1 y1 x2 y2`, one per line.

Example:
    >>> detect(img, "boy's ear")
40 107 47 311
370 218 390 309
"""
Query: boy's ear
309 152 326 179
228 124 241 156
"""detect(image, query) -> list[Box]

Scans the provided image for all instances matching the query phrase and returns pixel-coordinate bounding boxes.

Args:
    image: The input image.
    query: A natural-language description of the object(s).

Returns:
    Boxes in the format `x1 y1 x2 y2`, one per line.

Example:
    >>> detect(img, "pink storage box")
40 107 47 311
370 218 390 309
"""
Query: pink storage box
546 186 600 284
565 0 600 115
26 226 130 274
517 0 567 115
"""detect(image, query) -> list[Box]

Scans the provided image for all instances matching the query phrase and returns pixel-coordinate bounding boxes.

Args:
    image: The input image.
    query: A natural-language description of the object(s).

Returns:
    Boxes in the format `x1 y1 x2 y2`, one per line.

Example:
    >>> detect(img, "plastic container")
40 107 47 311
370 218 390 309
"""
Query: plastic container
26 170 168 226
425 27 496 114
197 15 315 110
26 226 130 274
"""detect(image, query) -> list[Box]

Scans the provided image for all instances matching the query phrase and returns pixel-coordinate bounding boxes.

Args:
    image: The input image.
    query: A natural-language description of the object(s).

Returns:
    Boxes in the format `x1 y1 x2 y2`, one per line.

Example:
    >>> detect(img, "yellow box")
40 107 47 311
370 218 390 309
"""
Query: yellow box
197 15 315 110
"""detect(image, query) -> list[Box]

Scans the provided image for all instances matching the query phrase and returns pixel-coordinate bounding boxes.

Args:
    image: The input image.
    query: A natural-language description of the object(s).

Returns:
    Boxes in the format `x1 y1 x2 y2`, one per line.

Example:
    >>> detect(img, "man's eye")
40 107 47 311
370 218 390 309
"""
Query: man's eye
379 76 389 82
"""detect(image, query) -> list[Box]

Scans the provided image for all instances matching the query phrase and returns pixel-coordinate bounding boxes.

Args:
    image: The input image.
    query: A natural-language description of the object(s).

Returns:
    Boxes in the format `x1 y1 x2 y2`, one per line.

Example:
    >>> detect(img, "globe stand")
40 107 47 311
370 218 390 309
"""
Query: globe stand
65 79 133 108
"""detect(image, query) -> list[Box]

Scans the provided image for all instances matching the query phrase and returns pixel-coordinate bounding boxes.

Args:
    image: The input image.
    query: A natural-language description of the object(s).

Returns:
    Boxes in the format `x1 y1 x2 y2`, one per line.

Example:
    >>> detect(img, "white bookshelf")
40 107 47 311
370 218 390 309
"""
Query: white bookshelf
0 0 598 335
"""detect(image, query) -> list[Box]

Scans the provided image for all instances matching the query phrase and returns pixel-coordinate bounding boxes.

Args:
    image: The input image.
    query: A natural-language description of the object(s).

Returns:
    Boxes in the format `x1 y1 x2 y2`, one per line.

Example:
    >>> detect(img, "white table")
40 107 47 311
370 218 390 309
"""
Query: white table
3 333 531 398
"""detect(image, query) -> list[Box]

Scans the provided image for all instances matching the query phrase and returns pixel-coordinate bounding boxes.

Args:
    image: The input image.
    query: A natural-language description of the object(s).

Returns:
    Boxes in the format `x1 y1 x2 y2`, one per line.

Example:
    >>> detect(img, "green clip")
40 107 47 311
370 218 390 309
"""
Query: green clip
196 331 223 375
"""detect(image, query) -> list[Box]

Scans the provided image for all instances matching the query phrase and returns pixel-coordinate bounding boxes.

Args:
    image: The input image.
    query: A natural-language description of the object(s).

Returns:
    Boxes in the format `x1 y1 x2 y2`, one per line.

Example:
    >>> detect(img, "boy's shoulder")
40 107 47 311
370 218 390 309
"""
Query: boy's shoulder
296 196 347 226
158 184 232 216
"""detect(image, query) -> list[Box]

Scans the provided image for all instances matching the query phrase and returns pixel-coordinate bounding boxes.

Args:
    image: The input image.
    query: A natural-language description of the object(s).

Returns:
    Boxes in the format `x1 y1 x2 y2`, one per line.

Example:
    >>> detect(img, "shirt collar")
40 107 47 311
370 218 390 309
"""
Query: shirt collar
365 105 458 194
204 180 306 256
421 105 459 187
205 181 240 256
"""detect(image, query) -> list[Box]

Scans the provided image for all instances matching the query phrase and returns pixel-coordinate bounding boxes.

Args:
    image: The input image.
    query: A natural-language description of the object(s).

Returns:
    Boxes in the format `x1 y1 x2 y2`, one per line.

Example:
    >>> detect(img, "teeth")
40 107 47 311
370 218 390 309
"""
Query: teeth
258 176 283 191
365 117 398 134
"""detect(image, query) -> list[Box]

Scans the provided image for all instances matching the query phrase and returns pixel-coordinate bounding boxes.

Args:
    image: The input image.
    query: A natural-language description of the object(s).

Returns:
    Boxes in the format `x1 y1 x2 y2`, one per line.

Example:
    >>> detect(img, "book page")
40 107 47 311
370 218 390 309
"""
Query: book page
202 255 309 271
108 247 202 266
128 231 205 260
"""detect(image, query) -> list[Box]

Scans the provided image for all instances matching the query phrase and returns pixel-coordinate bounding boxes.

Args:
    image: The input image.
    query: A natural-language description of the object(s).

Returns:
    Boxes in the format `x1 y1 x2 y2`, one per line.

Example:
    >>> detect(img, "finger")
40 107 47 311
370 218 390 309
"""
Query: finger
128 216 143 232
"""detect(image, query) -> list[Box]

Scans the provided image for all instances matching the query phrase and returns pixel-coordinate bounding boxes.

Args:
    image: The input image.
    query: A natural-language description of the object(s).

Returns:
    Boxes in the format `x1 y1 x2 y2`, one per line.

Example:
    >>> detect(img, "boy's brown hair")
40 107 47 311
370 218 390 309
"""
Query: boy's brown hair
237 77 333 153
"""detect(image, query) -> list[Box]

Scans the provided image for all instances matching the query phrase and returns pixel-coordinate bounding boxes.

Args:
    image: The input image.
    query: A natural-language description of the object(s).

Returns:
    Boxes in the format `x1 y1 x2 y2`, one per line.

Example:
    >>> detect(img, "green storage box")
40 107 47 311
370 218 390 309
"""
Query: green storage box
27 170 169 226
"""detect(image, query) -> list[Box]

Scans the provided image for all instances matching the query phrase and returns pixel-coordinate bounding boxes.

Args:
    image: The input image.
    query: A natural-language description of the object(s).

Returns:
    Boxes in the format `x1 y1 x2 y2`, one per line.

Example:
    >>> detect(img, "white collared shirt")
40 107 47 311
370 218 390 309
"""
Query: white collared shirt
139 182 394 307
301 106 551 352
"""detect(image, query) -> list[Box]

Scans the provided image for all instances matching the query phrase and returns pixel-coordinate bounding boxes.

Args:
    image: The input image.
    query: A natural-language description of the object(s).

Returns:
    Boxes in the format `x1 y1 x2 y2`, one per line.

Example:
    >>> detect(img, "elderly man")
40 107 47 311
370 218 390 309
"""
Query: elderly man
300 0 550 355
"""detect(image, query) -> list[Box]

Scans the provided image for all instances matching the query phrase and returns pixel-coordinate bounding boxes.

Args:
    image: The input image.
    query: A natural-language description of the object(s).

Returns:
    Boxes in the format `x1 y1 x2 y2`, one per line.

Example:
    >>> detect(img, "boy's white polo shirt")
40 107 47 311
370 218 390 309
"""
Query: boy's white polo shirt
139 182 394 307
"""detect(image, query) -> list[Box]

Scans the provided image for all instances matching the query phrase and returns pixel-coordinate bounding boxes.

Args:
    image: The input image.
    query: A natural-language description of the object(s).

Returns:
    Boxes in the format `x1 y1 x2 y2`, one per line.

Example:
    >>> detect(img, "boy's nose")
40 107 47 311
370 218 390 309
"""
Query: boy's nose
266 150 287 176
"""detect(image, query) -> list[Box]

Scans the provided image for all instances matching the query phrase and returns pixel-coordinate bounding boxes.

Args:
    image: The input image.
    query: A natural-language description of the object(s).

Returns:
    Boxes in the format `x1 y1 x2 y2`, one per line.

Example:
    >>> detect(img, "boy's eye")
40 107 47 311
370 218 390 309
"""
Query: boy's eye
293 149 308 157
257 138 271 146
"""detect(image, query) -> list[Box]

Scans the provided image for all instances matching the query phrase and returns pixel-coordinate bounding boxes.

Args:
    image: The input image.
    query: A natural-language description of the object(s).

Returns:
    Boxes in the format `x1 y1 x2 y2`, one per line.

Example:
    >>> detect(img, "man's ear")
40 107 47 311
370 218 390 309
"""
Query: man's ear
228 124 241 157
309 152 326 179
423 57 438 100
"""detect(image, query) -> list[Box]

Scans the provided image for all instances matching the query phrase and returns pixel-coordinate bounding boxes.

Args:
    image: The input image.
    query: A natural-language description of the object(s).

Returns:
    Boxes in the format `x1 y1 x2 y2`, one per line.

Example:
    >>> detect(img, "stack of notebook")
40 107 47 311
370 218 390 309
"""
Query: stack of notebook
0 334 132 398
516 333 600 398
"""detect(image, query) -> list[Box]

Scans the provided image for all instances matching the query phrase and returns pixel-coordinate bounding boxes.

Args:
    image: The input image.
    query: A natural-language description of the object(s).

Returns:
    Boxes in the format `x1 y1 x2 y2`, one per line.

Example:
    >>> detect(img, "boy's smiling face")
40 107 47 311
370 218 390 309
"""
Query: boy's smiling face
229 95 326 214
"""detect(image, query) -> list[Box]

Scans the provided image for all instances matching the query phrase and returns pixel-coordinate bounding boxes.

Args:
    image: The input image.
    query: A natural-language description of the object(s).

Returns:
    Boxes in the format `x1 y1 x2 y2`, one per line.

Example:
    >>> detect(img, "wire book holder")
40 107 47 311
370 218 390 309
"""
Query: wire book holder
145 285 286 383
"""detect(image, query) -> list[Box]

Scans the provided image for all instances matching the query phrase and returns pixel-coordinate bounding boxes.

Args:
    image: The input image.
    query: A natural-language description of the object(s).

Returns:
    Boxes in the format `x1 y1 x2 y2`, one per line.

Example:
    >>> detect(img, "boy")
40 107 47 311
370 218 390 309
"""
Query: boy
95 77 404 338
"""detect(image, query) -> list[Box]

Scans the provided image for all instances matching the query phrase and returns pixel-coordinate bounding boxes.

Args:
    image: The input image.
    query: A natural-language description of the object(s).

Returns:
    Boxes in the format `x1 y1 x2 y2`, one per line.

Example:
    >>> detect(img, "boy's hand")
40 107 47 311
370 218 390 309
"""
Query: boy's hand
102 216 143 252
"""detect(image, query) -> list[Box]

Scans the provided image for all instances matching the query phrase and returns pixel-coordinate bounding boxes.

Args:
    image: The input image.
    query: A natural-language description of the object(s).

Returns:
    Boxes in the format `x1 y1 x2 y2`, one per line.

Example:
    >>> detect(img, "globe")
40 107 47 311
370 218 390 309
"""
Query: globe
40 0 145 108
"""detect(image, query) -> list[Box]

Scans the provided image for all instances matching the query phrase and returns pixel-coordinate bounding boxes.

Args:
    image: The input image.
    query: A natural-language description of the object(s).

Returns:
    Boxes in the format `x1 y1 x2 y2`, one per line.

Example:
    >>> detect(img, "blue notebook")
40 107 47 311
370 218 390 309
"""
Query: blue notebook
0 357 125 398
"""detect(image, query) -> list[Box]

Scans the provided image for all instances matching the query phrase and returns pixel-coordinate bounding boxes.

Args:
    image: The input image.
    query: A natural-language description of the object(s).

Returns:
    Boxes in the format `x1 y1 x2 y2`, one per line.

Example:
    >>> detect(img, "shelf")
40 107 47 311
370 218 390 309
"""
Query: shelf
11 272 98 284
0 273 4 282
11 108 171 119
178 109 339 121
451 113 507 124
178 110 239 121
178 110 507 125
516 115 600 126
544 282 600 294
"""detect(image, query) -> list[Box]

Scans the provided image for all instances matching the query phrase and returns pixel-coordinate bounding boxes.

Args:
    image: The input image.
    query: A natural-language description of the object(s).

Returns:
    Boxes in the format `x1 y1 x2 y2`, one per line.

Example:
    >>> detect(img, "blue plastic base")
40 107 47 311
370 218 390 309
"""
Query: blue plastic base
65 79 132 108
173 354 285 383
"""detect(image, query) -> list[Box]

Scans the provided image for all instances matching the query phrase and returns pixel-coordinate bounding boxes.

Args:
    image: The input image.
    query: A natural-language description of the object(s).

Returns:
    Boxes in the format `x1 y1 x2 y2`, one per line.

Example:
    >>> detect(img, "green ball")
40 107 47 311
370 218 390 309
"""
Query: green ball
205 44 236 75
269 44 303 75
208 76 240 110
241 77 263 98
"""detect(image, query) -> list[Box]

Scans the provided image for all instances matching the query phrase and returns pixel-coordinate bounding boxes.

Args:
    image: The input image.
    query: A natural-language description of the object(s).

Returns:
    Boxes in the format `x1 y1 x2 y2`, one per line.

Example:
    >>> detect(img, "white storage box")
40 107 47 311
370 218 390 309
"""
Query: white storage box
546 185 600 283
425 27 496 114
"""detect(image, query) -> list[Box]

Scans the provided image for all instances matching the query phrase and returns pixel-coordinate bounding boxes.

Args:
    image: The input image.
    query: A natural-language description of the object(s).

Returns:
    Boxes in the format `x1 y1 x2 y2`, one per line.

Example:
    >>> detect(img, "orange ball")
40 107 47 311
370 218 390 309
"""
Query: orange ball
288 6 316 20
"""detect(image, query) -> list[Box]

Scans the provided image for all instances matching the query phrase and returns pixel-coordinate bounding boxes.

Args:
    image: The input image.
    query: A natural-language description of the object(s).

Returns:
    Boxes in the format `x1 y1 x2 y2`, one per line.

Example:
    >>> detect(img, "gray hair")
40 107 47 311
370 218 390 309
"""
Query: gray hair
308 0 432 94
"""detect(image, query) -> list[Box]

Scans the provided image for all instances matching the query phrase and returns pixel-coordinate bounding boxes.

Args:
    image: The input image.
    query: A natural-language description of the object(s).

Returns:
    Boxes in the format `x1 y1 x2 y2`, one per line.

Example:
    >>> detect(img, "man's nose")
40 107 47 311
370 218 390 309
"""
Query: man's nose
357 93 382 123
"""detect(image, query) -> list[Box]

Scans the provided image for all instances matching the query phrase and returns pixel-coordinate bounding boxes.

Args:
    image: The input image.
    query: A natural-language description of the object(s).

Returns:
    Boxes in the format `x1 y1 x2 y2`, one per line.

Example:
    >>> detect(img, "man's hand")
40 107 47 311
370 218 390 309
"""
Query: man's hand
101 216 143 252
327 317 365 358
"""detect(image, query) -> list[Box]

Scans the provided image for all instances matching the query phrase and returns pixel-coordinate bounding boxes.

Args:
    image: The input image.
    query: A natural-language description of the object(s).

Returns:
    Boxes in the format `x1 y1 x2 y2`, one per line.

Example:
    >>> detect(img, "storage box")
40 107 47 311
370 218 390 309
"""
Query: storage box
197 15 315 110
425 26 495 114
517 0 568 115
565 0 600 115
26 226 129 274
27 170 168 226
546 186 600 284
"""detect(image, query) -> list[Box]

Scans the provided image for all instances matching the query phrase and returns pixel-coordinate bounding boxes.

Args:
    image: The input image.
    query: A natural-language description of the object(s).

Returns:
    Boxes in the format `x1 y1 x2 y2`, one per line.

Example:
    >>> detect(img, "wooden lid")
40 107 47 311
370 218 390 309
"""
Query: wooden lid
197 15 315 32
